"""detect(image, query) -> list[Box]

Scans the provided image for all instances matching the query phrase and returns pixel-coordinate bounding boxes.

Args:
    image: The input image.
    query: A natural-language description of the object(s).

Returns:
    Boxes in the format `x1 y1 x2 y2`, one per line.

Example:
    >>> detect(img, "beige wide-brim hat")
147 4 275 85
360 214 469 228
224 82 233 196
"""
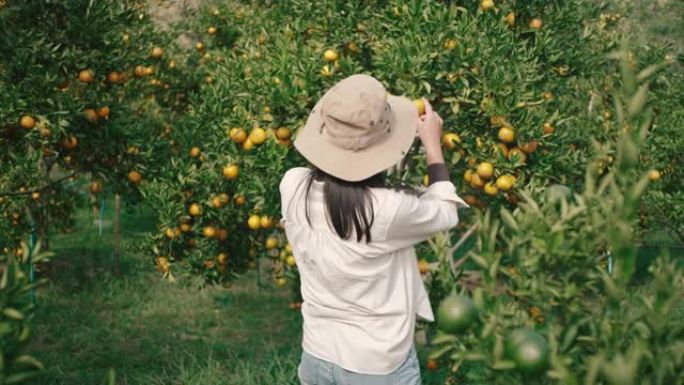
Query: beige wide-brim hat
294 74 418 182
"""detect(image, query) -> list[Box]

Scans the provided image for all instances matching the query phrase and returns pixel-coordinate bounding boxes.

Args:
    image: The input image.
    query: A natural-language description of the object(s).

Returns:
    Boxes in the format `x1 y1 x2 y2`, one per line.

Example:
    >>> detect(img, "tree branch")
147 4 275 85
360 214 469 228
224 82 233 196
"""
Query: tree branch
0 172 78 197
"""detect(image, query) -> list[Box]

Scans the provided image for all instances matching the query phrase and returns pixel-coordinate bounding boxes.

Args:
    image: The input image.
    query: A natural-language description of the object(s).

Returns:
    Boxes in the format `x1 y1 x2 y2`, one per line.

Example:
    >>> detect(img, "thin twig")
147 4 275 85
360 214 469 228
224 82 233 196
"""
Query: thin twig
0 172 78 197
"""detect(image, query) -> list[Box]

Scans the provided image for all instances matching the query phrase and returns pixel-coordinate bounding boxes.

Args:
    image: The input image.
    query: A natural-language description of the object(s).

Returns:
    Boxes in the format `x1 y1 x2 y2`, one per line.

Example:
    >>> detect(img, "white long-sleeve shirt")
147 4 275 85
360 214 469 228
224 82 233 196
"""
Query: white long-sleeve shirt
279 167 467 374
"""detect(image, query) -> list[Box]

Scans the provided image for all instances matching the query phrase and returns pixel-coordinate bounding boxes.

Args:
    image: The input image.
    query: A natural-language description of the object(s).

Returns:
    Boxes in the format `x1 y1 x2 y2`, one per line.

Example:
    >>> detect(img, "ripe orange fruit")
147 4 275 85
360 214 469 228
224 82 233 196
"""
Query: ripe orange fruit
218 192 230 204
519 141 539 154
188 203 202 217
203 260 215 269
260 216 274 229
480 0 495 11
275 277 288 287
426 358 439 371
97 106 110 120
496 143 510 158
242 137 255 151
443 39 458 49
207 26 217 35
203 226 217 238
195 41 205 51
127 170 142 184
529 17 543 30
189 147 201 158
61 136 78 149
156 256 170 273
414 99 426 116
144 66 154 76
323 49 339 62
476 162 494 180
78 69 94 83
179 222 192 233
249 127 267 145
211 196 223 209
505 11 516 27
134 65 146 77
276 127 292 140
265 236 279 249
442 133 461 150
463 169 474 183
107 71 123 84
247 215 261 230
320 65 333 77
31 192 41 201
508 147 528 163
165 227 179 239
347 42 360 53
217 228 229 241
83 108 98 123
484 182 499 196
498 126 516 143
89 181 103 194
217 252 229 264
222 164 239 180
543 122 555 135
496 175 516 191
150 47 163 58
648 170 661 181
418 259 430 274
286 255 296 266
470 173 485 189
234 194 246 206
229 127 247 143
20 115 36 129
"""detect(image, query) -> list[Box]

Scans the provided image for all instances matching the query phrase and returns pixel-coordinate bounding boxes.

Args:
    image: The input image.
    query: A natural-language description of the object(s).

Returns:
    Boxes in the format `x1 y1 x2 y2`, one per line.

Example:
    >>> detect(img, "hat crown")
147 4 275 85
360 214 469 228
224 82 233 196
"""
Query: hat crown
320 75 393 151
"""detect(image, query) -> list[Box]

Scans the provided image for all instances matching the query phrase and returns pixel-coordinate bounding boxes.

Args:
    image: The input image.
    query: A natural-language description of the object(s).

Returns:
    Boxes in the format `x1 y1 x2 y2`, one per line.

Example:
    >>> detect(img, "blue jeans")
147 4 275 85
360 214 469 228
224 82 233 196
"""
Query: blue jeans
297 345 422 385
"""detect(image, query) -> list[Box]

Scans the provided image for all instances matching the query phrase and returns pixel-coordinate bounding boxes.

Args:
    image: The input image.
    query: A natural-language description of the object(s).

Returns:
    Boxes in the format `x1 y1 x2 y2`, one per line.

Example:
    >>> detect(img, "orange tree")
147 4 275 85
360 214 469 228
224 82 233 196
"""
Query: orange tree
0 0 190 256
138 0 638 283
428 55 684 384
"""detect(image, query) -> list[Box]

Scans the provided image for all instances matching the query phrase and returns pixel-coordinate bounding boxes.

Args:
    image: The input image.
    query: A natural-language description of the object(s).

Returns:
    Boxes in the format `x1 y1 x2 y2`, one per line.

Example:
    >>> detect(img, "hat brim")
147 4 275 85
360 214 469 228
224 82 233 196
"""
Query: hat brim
294 94 418 182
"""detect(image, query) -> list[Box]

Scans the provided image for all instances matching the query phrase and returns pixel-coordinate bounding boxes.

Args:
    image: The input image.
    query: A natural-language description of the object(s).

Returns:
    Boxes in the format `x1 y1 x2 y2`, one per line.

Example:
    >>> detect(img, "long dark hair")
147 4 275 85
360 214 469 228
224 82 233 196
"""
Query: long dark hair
293 166 418 243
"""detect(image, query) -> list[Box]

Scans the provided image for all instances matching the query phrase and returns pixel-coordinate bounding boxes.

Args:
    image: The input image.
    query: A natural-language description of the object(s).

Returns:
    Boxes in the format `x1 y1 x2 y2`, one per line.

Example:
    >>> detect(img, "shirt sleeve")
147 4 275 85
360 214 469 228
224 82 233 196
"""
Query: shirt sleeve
376 180 469 253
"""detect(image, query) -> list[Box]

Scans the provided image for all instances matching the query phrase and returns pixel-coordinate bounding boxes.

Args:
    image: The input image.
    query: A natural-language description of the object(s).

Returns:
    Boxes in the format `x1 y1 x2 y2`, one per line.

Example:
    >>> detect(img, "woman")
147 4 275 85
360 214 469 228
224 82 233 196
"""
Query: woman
280 74 468 385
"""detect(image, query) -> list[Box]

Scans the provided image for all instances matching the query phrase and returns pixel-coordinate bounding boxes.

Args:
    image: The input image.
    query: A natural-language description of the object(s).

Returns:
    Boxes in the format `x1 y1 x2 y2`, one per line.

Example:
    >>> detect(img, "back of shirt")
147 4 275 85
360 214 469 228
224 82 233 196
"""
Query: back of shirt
279 167 467 375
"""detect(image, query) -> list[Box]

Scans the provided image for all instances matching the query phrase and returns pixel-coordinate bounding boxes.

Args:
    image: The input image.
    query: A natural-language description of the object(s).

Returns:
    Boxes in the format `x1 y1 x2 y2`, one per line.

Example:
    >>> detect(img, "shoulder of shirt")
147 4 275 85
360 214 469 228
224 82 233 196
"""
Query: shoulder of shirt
280 167 311 191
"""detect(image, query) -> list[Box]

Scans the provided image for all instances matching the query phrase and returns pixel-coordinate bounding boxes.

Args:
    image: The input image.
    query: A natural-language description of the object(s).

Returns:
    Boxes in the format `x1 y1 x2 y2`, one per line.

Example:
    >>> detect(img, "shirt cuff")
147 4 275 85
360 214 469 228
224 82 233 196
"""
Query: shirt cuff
427 163 449 185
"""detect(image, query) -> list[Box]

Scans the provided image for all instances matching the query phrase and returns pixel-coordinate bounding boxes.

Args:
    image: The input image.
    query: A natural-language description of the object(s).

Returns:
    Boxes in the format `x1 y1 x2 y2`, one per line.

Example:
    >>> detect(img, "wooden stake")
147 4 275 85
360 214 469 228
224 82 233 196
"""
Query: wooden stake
114 194 121 276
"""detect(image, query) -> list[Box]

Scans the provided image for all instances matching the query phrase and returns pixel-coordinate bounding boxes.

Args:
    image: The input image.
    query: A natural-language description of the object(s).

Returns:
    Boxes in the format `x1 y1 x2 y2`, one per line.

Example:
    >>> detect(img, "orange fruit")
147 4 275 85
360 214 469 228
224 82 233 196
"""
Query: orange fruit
498 126 516 143
496 175 515 191
648 170 661 181
97 106 110 120
260 216 274 229
443 39 458 49
464 169 474 183
508 147 528 163
265 236 279 250
223 164 239 180
323 49 339 62
229 127 247 143
276 127 292 140
496 143 510 158
414 99 426 116
189 147 201 158
20 115 36 129
543 122 555 135
31 192 41 201
188 203 202 217
505 12 516 27
286 255 296 266
89 181 103 194
275 277 288 287
418 259 430 274
249 127 267 145
247 215 261 230
179 222 192 233
217 228 229 241
211 196 223 209
519 141 538 154
107 71 123 84
320 64 333 77
470 173 485 189
127 170 142 184
476 162 494 180
529 17 543 30
218 193 230 204
426 358 439 371
150 47 163 58
202 226 217 238
196 41 205 51
480 0 495 11
242 138 255 151
234 194 246 206
78 69 94 83
84 108 99 123
484 182 499 196
442 133 461 150
134 65 146 77
207 26 217 35
217 252 229 265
